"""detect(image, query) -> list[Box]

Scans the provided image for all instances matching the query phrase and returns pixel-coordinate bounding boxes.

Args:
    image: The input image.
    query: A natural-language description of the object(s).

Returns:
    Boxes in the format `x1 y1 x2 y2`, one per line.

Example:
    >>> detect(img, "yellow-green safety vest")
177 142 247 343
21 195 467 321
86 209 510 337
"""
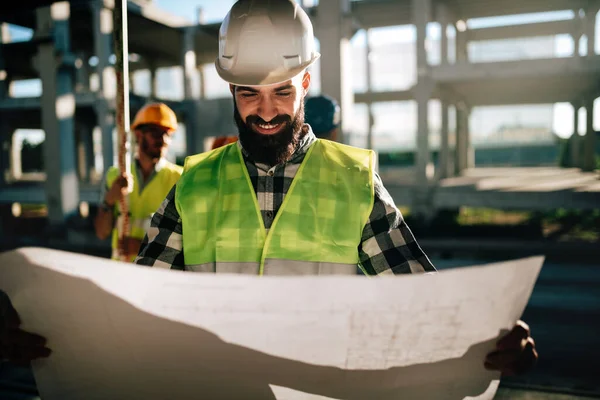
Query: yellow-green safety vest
106 160 182 261
176 139 374 275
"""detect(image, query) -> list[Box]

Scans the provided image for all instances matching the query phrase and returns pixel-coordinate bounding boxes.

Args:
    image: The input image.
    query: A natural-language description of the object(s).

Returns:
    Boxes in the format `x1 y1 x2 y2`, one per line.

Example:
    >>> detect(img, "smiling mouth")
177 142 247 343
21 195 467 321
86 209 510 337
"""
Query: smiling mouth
253 122 284 135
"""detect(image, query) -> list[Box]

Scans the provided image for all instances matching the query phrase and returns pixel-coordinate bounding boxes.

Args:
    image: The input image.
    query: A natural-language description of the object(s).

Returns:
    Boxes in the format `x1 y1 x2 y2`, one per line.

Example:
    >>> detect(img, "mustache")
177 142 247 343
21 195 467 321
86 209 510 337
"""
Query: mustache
246 114 291 126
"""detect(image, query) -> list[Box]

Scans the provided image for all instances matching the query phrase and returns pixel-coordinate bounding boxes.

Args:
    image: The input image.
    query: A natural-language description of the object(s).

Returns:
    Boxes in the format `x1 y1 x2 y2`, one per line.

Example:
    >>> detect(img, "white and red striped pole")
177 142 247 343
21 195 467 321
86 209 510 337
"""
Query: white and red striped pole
113 0 132 261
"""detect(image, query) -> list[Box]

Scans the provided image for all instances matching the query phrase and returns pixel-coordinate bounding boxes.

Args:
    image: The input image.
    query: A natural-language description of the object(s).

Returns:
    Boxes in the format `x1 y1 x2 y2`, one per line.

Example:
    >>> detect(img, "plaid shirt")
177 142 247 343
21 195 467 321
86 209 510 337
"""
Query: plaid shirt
135 128 435 275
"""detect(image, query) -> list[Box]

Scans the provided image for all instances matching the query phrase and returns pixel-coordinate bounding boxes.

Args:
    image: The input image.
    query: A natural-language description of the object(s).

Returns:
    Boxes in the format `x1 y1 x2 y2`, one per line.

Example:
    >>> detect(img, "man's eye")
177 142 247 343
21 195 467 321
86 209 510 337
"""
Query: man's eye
241 93 256 98
277 92 291 97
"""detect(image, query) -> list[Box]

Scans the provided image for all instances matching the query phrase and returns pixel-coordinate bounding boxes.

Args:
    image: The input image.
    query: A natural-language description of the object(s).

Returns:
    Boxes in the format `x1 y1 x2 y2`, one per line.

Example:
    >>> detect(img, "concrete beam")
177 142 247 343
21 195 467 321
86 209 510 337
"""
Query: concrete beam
353 86 467 106
350 1 410 30
467 20 577 42
36 2 80 227
315 0 354 144
341 0 592 28
432 56 600 82
354 90 415 104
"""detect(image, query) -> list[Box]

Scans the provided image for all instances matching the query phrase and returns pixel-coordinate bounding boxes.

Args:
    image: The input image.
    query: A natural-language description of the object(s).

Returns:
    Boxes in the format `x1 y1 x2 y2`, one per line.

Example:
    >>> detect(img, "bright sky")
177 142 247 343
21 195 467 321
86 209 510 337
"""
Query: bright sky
6 1 600 145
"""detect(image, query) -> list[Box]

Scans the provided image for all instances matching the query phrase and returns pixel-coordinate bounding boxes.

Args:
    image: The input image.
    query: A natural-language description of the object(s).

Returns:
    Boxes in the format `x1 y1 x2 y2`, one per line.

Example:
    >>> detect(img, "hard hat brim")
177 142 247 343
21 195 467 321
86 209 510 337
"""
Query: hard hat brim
215 53 321 87
131 122 177 132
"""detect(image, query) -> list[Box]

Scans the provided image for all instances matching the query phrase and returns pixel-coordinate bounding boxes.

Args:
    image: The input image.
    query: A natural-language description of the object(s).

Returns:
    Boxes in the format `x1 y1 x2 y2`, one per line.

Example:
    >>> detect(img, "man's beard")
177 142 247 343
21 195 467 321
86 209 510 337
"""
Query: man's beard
234 99 306 166
140 136 163 160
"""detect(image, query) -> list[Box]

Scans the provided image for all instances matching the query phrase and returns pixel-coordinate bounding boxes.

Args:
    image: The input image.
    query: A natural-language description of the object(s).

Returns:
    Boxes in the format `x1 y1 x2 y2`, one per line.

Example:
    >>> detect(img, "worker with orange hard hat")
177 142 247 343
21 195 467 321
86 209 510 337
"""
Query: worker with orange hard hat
94 102 183 261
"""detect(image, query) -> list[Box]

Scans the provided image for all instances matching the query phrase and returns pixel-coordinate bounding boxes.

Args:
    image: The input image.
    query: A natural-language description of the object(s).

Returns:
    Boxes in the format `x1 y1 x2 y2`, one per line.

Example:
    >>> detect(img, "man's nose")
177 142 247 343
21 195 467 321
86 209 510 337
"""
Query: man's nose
256 96 278 122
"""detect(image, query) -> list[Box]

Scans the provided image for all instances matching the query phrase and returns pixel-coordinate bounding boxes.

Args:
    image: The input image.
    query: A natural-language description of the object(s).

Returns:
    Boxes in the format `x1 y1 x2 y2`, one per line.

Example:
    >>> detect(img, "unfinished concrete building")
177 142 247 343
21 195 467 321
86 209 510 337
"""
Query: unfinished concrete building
0 0 599 239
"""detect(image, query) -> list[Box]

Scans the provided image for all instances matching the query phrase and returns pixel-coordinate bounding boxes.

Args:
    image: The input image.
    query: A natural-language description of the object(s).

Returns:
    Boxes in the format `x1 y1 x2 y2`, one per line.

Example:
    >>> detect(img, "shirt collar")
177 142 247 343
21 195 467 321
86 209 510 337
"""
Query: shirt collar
135 157 166 173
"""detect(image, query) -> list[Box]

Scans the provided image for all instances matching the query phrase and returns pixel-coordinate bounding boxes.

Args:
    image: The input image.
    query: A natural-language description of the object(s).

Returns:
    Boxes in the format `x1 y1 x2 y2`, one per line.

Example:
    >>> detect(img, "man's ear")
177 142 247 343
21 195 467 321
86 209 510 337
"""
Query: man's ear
302 71 311 95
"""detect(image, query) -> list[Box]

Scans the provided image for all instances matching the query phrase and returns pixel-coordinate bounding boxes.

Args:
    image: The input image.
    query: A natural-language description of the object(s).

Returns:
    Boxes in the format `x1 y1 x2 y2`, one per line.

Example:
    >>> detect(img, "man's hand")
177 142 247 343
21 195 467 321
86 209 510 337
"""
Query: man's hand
118 236 143 259
105 173 132 206
0 297 51 366
485 320 537 376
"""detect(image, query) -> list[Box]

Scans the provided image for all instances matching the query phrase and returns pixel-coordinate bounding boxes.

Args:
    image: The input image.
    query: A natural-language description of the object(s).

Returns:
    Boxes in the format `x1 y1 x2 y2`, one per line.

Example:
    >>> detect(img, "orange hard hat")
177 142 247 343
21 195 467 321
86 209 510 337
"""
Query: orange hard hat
131 103 178 132
211 136 238 150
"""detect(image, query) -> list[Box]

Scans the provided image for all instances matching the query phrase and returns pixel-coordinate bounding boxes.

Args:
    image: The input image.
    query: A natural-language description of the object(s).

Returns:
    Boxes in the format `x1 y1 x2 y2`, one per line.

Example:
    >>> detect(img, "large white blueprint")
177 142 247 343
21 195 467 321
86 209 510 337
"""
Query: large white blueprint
0 247 543 400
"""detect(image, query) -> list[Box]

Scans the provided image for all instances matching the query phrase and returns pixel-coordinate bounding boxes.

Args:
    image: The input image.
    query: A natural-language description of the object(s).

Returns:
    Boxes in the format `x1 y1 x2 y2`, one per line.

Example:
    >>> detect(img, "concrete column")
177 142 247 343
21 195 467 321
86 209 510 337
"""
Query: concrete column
198 67 206 99
196 9 206 100
456 24 468 63
9 132 22 181
91 0 114 172
437 98 451 179
582 97 596 171
149 66 157 98
365 29 374 149
36 2 80 227
455 103 473 174
571 102 581 168
129 70 136 94
182 26 197 100
413 0 433 183
437 4 449 65
315 0 354 144
0 24 8 42
77 121 95 182
96 99 114 172
411 0 435 220
585 7 597 56
184 101 198 156
0 120 10 186
573 8 584 57
0 23 9 99
74 52 89 93
92 0 112 98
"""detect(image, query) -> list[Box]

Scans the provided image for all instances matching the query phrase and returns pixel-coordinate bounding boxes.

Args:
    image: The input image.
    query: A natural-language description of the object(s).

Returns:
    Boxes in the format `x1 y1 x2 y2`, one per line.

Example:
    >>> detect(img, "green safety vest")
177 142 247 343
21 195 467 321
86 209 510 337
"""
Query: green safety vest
176 139 375 275
107 160 182 261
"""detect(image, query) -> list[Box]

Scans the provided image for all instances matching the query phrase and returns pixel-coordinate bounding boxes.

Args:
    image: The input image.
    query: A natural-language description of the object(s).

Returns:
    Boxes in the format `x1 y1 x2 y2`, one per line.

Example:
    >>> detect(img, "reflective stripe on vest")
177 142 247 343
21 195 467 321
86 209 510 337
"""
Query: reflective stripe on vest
185 260 358 275
106 161 182 260
176 139 374 275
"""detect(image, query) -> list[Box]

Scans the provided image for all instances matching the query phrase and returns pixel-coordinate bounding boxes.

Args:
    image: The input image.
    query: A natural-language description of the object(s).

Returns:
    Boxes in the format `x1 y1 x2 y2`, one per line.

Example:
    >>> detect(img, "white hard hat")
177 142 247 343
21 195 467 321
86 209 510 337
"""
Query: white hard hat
215 0 321 86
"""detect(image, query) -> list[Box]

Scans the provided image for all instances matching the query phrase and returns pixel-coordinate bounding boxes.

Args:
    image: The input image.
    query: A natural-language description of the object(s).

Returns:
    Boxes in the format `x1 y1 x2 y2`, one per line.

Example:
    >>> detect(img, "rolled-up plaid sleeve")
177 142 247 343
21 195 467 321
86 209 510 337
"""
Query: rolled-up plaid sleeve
134 185 185 270
358 173 436 275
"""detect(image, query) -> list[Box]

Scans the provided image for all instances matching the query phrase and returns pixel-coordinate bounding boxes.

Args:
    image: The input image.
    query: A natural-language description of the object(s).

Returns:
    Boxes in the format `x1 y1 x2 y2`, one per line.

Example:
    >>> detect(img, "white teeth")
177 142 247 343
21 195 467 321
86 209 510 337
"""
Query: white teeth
258 123 278 129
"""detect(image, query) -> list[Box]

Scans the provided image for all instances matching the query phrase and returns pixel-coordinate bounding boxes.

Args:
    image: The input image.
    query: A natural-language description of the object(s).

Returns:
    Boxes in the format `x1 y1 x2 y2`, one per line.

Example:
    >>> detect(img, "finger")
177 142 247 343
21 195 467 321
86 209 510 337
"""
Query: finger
7 345 52 364
512 337 538 375
4 303 22 329
7 328 48 347
484 349 521 370
486 337 538 375
497 321 530 350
